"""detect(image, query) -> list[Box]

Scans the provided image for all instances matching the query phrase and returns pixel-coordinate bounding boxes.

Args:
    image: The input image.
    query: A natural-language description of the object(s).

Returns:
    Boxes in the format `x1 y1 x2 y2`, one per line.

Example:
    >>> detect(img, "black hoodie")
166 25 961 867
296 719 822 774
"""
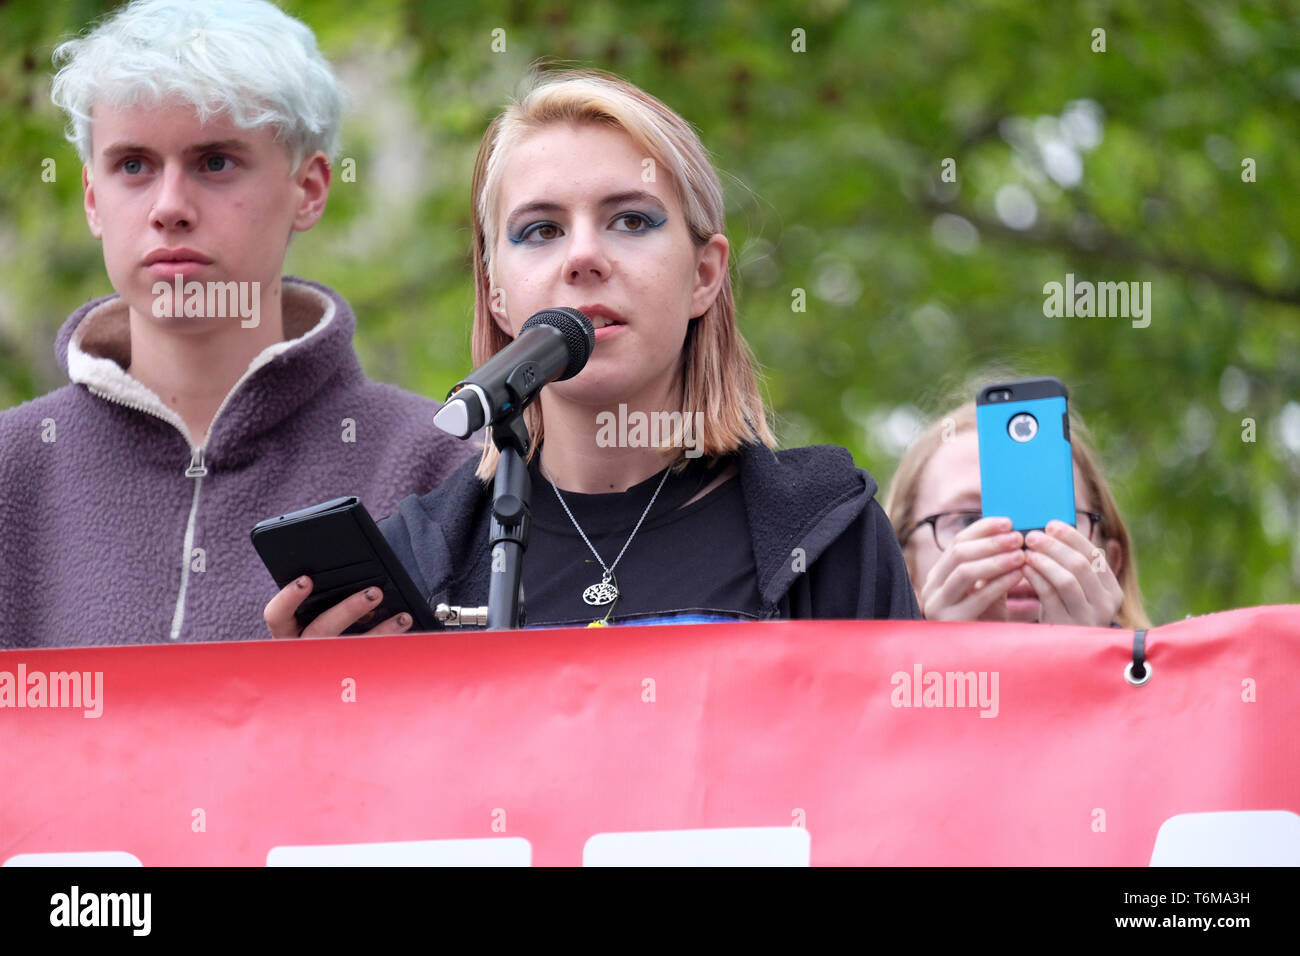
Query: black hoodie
378 442 921 626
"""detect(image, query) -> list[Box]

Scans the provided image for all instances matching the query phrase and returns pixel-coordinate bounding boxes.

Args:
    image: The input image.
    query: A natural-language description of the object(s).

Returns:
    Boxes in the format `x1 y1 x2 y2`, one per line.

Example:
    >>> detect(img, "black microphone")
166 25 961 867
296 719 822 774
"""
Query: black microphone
433 307 595 439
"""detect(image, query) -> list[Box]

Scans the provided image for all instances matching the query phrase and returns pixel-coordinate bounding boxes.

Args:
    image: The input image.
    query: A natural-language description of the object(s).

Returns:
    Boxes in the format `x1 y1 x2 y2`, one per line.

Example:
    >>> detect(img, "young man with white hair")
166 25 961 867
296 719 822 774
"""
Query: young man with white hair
0 0 473 647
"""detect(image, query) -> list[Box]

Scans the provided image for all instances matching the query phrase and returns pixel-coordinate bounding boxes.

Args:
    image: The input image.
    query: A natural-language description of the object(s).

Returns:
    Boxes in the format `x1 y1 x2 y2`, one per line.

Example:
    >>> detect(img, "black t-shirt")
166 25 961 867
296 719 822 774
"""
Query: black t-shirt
506 455 763 628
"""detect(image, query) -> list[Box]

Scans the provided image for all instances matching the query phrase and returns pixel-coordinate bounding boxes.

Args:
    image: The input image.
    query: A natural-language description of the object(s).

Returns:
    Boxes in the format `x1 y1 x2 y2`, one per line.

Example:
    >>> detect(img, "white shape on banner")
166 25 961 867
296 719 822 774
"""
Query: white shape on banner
1149 810 1300 866
583 826 810 866
266 837 531 866
4 851 142 866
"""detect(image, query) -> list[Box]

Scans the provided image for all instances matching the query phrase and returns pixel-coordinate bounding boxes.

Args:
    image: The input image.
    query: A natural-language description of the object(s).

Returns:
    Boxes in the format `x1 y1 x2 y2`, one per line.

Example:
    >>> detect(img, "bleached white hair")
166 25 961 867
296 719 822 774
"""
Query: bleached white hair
51 0 344 165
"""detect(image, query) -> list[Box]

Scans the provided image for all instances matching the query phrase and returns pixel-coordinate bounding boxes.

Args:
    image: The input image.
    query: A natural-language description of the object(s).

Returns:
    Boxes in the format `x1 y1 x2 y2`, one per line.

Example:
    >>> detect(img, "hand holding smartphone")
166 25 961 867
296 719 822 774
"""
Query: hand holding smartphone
251 497 439 635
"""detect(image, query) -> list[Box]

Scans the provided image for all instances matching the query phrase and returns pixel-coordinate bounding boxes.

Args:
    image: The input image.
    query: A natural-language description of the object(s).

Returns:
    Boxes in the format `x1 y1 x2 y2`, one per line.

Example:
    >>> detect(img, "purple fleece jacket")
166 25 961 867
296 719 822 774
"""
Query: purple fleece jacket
0 277 474 647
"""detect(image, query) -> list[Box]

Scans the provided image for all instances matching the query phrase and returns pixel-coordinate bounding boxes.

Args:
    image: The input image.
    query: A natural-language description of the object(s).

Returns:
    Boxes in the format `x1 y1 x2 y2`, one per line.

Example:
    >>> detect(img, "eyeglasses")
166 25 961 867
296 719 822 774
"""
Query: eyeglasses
899 510 1104 551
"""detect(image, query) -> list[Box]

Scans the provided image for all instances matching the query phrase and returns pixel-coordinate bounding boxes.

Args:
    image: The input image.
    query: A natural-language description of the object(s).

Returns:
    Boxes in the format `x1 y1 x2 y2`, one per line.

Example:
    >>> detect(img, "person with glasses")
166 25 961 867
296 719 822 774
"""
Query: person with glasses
883 394 1151 628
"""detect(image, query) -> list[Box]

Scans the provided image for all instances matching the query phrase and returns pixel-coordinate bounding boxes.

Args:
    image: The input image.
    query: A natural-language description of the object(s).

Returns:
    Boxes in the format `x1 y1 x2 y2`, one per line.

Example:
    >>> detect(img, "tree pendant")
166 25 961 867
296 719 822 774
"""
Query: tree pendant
583 574 619 606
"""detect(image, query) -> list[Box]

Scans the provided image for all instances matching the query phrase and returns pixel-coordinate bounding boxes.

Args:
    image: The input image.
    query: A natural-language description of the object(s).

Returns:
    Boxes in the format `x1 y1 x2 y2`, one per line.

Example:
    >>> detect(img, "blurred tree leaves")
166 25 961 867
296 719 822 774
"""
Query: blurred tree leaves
1 0 1297 621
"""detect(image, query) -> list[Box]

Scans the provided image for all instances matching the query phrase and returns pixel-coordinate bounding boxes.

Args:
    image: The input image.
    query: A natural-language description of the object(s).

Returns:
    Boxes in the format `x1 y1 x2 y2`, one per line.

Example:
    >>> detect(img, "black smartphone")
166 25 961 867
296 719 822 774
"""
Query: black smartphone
250 497 439 635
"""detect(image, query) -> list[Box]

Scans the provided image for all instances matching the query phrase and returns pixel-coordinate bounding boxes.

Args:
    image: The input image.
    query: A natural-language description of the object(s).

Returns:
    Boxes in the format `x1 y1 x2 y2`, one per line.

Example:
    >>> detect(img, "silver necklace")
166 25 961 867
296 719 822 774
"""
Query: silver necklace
541 459 672 606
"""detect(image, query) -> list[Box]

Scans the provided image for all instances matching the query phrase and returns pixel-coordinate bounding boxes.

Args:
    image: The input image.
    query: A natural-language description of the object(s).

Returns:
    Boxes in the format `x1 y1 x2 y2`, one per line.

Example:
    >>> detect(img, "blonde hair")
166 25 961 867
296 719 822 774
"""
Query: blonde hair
468 68 774 480
883 395 1152 629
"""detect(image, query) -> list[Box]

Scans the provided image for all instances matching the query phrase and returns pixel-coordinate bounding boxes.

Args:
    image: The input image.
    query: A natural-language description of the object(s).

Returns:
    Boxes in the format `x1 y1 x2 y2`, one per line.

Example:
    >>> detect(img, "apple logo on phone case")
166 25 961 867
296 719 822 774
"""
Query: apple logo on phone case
1008 412 1038 443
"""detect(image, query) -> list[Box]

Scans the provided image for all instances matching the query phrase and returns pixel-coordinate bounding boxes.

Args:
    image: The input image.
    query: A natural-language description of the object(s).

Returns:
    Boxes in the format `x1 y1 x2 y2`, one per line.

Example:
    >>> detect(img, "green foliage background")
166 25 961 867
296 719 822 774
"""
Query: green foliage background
1 0 1298 622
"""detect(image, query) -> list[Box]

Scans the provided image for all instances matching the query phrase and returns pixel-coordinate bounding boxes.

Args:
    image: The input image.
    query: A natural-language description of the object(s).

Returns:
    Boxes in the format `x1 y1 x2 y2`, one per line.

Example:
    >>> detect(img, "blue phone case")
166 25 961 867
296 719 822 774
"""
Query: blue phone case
976 379 1074 533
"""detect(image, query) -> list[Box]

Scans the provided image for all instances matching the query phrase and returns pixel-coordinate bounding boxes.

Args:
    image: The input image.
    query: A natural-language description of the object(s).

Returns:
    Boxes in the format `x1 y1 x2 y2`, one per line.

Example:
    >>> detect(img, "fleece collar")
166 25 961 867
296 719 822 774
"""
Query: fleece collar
55 277 352 452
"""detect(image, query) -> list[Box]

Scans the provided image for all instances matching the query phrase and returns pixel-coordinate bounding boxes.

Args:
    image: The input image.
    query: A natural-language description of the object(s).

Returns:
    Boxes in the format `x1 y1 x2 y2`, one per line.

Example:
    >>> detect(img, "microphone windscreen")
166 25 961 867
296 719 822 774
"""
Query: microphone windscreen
519 308 595 380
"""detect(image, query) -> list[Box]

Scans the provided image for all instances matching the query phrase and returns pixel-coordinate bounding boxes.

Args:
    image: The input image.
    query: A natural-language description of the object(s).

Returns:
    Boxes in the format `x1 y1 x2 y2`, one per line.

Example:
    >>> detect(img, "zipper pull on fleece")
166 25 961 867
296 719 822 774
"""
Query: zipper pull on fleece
184 447 208 478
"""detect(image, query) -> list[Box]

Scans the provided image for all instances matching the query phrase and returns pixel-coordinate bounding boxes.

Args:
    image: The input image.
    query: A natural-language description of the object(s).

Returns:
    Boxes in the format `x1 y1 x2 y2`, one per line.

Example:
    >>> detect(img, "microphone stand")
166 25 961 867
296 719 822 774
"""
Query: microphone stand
486 412 532 630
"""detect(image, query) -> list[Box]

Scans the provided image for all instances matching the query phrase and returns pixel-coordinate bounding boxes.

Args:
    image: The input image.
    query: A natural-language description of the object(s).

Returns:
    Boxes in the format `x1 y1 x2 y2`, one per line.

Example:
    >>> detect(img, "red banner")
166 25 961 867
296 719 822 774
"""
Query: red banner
2 606 1297 865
